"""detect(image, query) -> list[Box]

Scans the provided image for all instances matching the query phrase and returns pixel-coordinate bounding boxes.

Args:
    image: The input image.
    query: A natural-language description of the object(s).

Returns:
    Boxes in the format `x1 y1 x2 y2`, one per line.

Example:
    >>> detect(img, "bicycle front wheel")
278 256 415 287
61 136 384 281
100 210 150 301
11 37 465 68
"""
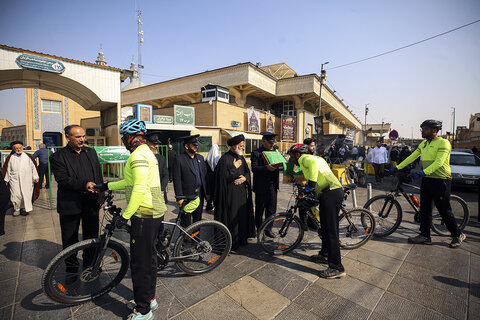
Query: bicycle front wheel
42 238 129 305
257 213 304 255
431 195 470 236
364 195 402 237
339 208 375 249
174 220 232 275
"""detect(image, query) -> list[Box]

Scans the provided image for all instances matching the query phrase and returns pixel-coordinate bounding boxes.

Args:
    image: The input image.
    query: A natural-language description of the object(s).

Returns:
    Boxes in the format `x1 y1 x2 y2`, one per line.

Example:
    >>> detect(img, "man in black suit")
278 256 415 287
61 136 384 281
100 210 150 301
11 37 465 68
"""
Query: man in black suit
251 132 280 237
50 125 104 269
173 134 209 227
145 132 169 203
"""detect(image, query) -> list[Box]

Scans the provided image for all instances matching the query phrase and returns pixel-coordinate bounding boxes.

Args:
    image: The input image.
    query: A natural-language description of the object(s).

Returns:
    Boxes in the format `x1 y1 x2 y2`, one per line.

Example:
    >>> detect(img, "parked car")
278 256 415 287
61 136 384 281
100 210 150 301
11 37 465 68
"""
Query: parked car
450 151 480 187
453 148 473 154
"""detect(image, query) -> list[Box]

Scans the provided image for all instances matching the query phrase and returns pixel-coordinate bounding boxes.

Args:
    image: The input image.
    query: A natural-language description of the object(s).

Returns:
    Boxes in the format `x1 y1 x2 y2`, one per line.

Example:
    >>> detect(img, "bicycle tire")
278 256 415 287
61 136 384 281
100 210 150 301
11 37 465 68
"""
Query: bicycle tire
431 195 470 236
364 195 402 237
42 238 129 305
257 213 304 255
174 220 232 275
339 208 376 249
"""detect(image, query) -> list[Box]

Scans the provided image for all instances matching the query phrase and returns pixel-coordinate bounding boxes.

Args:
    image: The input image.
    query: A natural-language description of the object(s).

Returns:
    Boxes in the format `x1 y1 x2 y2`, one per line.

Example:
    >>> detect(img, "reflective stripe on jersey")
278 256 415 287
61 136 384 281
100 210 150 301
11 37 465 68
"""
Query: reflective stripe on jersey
298 154 342 194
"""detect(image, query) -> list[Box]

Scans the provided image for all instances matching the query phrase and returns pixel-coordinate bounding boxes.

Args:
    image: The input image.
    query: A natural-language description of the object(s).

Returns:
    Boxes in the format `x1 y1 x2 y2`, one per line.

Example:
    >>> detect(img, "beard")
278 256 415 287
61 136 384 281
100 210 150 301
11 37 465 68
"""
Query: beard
233 146 243 156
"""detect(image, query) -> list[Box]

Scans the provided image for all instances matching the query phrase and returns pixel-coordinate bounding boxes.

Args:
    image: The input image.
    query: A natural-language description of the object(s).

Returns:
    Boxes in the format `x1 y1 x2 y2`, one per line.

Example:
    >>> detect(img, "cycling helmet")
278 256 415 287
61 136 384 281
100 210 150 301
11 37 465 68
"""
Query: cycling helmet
420 120 442 130
119 119 147 136
287 143 310 154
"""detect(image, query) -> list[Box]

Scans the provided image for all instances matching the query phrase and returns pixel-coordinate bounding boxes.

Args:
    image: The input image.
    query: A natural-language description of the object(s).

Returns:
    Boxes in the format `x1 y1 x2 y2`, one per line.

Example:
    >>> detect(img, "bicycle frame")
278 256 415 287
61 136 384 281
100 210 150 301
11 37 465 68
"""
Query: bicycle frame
380 175 420 218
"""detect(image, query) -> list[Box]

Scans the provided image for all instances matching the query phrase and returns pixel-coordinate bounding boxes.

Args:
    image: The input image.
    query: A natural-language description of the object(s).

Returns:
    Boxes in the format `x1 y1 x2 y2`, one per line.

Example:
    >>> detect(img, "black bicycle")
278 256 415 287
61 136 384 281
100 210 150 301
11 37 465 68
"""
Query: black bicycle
363 172 470 237
257 183 375 255
42 191 232 305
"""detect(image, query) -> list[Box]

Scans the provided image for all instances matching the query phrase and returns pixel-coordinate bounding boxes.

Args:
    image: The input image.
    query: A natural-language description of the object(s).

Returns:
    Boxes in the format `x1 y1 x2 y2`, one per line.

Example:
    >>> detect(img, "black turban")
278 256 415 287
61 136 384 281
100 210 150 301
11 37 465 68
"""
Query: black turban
227 134 245 146
10 141 23 149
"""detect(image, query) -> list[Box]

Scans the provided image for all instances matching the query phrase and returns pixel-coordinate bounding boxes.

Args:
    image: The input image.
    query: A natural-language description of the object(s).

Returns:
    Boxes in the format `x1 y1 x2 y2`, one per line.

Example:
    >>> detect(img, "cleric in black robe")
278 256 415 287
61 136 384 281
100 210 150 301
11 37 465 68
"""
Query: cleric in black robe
213 134 255 249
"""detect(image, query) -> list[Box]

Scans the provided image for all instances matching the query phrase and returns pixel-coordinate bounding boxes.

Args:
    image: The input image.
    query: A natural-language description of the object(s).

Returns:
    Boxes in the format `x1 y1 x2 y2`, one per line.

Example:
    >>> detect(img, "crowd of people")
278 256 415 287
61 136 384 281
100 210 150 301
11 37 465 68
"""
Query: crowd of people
0 118 471 319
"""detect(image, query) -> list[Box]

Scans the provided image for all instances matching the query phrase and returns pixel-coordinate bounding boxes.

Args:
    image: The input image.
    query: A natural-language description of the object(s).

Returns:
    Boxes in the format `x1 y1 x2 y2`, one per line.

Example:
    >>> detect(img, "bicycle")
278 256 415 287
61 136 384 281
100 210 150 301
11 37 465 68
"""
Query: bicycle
42 190 232 305
257 182 375 255
363 172 470 237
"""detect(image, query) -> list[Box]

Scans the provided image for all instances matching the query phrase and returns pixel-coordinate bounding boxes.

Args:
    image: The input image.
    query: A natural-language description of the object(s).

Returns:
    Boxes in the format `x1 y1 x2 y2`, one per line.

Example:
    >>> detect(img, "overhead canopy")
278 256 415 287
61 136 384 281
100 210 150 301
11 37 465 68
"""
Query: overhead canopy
146 123 198 131
223 129 263 140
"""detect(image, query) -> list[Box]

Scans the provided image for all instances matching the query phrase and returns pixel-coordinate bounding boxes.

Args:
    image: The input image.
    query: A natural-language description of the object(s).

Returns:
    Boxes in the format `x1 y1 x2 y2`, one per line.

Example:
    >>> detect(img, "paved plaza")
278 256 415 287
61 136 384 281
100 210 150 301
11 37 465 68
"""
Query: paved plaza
0 175 479 320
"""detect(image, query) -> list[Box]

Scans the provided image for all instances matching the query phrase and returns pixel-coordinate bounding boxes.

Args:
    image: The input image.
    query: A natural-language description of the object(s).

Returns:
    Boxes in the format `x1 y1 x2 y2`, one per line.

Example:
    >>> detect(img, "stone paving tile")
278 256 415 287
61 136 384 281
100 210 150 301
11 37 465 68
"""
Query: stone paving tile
345 248 403 274
373 292 450 320
314 275 384 310
0 278 17 309
294 283 370 320
250 264 311 300
224 275 290 320
469 299 480 320
387 275 467 319
470 254 480 304
72 300 129 320
188 290 256 320
0 260 19 282
0 305 12 320
160 273 218 308
361 239 410 260
397 261 469 299
341 256 394 290
170 310 196 320
71 289 127 317
202 253 263 289
272 253 320 282
152 282 185 319
0 241 22 264
405 244 470 281
12 298 72 320
14 270 43 303
274 302 321 320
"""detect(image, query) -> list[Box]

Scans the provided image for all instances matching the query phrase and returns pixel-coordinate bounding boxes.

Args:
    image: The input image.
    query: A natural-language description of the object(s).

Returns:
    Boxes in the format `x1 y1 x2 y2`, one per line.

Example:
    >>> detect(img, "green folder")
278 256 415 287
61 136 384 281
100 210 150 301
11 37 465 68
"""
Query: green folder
262 151 287 169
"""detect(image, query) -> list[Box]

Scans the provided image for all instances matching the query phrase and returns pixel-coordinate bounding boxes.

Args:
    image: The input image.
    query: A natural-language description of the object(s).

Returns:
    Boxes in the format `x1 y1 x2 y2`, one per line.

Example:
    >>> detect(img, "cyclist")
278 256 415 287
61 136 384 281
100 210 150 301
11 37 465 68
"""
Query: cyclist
96 119 167 320
287 144 345 279
393 120 465 248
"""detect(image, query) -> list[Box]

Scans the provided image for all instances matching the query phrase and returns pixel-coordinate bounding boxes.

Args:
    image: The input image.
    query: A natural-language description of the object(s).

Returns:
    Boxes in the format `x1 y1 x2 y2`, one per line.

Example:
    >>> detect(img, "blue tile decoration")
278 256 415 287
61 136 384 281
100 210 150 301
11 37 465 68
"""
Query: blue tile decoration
64 96 69 126
41 113 63 133
34 89 39 130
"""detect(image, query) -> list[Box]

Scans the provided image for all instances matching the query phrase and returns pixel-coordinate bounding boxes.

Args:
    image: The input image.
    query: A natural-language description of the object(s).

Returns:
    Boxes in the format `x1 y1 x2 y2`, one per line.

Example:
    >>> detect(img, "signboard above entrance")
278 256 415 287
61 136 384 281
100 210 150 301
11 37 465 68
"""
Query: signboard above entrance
154 115 174 124
174 105 195 125
16 54 65 74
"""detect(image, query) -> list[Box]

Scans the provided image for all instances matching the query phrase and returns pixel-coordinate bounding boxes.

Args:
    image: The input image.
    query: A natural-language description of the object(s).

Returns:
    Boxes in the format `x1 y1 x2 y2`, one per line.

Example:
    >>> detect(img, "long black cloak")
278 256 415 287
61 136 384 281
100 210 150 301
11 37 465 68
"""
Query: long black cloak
213 150 255 249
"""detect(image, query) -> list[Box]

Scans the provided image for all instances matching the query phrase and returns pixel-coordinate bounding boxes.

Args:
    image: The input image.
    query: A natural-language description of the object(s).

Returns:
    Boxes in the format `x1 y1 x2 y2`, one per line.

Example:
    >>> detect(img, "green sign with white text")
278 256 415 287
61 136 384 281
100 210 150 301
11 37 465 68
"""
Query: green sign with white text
16 54 65 74
94 146 130 163
174 105 195 125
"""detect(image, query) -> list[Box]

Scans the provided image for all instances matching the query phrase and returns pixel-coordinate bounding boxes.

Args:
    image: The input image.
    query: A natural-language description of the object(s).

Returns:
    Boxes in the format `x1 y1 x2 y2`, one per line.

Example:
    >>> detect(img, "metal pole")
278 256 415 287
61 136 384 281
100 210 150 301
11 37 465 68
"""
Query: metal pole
367 183 373 210
318 61 329 135
351 188 358 208
451 107 456 148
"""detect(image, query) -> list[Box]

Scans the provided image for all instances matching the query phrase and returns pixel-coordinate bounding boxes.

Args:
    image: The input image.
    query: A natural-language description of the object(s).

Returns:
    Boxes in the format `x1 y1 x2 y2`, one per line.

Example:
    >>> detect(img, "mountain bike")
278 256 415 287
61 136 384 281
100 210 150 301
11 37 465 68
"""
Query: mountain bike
42 191 232 305
363 172 469 237
257 183 375 255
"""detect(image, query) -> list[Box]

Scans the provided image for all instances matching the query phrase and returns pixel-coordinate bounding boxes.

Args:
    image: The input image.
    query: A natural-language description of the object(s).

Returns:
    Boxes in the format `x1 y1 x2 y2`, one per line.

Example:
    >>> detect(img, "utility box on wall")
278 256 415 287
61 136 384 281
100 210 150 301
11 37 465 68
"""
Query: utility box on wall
132 104 153 124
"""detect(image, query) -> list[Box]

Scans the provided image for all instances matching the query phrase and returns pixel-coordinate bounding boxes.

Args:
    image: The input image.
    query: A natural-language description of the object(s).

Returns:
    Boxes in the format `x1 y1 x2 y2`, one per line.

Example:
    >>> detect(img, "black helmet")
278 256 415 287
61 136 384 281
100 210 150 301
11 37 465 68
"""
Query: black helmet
287 144 310 154
420 120 442 130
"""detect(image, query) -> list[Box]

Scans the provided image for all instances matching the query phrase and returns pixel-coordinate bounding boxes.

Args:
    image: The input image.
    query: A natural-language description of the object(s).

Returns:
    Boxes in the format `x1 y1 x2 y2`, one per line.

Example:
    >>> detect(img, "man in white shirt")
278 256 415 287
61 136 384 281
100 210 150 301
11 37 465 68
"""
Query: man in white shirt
351 146 359 160
370 141 388 184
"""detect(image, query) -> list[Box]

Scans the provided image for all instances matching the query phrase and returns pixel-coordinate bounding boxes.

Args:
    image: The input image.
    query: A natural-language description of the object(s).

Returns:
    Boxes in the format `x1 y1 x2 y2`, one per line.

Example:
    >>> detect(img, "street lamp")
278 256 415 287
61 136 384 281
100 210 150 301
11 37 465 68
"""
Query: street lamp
364 103 369 146
451 107 456 148
318 61 329 135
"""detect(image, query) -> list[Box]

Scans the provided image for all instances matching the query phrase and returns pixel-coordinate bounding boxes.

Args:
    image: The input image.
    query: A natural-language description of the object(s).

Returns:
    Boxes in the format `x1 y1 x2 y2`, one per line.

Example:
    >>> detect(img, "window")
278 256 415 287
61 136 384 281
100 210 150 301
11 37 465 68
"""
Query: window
283 100 295 116
42 99 62 113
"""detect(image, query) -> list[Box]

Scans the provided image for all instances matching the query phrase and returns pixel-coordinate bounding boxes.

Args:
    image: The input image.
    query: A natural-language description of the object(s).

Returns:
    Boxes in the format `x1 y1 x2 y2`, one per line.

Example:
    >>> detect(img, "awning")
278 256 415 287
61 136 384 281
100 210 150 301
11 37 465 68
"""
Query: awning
223 129 263 140
146 123 198 131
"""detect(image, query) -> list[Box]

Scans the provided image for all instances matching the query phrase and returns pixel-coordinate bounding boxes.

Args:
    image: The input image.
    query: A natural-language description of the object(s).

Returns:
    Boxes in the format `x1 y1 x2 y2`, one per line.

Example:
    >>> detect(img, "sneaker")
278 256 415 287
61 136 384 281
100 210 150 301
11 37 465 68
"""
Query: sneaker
12 210 20 217
310 252 328 264
20 209 29 216
318 267 346 279
127 298 158 312
449 233 466 249
127 309 154 320
408 234 432 245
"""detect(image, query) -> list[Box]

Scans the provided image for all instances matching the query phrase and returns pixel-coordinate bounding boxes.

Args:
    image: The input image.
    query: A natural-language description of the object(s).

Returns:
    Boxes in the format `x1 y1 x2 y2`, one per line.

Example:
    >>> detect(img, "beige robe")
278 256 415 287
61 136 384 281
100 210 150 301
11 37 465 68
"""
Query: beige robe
4 152 39 212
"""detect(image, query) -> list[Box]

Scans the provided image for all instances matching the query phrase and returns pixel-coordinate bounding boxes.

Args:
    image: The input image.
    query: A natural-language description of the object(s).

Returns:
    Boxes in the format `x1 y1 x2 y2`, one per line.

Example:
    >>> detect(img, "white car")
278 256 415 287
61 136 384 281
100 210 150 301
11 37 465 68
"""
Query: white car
450 151 480 186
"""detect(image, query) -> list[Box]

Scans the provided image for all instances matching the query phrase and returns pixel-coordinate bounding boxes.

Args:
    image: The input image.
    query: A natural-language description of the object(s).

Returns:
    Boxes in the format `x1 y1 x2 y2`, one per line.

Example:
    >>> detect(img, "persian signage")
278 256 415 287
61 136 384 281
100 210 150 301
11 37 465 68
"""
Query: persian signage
94 146 130 163
230 120 241 128
174 105 195 125
281 115 296 141
16 54 65 74
345 128 355 141
154 115 174 124
247 108 260 132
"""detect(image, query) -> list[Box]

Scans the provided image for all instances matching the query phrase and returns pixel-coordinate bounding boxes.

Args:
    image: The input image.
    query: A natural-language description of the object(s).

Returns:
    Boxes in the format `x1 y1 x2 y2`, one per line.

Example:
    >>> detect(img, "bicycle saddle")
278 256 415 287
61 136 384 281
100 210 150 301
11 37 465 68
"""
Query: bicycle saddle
343 183 357 191
176 195 199 201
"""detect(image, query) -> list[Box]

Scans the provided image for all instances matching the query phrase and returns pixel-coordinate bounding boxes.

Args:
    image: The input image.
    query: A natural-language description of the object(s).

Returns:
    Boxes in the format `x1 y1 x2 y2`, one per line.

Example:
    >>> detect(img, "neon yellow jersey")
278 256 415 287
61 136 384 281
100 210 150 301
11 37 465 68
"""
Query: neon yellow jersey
298 154 342 194
396 137 451 179
108 144 167 219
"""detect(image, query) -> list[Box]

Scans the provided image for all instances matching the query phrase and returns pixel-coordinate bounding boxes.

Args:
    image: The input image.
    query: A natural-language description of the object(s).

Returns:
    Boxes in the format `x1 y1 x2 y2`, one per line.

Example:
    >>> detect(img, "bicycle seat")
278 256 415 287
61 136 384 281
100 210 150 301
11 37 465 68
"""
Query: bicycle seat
176 195 198 202
343 183 357 191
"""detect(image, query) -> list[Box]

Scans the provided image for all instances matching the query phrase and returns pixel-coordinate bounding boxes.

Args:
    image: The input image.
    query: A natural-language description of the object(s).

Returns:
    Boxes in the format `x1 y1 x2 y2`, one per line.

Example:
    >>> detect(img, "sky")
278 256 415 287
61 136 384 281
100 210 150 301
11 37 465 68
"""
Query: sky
0 0 479 139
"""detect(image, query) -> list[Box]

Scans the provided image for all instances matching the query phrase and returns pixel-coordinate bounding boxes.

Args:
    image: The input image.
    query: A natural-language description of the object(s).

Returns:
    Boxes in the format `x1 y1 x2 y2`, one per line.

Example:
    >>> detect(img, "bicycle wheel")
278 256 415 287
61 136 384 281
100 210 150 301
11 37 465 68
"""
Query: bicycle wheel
257 213 304 255
431 195 470 236
174 220 232 275
338 208 375 249
364 195 402 237
42 238 129 305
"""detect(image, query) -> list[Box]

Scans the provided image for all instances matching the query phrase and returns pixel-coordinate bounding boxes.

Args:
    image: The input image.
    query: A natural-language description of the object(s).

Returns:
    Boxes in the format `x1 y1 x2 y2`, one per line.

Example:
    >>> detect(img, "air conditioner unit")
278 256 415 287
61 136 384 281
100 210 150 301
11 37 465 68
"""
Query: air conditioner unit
86 128 100 136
